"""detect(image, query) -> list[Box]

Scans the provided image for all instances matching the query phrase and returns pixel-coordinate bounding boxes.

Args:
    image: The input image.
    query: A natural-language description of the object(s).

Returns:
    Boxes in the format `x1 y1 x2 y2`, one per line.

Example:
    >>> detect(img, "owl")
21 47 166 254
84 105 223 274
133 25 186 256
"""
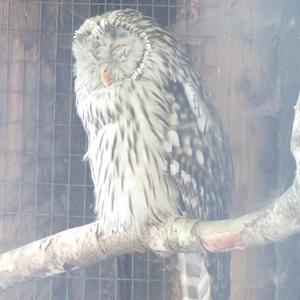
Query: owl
73 9 233 300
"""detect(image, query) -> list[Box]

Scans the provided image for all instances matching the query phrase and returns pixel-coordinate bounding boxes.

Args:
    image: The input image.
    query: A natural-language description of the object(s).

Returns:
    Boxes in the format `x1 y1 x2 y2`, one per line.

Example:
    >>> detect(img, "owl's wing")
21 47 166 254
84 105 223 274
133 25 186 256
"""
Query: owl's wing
165 77 233 300
165 77 233 221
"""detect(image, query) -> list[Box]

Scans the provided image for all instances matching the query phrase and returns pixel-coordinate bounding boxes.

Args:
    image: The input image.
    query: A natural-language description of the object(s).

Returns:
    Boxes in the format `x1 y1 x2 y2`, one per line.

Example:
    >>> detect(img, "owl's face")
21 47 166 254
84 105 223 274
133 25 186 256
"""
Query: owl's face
73 11 152 91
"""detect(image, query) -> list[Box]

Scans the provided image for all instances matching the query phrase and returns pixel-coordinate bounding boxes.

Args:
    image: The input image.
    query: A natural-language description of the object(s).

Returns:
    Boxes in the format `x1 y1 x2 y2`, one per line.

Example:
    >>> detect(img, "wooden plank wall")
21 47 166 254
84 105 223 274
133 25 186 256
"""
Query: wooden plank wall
187 0 281 299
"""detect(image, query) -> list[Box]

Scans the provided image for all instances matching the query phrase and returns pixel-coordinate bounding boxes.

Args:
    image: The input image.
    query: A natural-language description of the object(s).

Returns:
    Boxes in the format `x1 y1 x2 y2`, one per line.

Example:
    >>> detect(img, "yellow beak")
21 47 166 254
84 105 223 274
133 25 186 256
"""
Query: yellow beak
100 66 113 87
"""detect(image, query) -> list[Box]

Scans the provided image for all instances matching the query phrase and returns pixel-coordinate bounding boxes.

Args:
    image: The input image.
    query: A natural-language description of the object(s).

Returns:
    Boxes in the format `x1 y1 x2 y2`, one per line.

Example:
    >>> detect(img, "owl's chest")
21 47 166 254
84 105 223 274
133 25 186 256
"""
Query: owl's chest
86 89 199 174
83 88 205 227
88 116 164 183
88 121 180 227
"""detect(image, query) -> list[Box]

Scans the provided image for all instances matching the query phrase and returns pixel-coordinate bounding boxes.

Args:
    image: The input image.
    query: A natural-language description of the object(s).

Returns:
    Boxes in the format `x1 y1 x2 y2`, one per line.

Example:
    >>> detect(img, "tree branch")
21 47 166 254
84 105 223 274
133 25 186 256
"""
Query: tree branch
1 94 299 291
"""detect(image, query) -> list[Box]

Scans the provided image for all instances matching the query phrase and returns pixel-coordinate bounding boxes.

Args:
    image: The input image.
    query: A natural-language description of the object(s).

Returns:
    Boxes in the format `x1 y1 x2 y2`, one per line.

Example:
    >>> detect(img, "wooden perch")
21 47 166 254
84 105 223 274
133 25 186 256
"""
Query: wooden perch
1 93 300 291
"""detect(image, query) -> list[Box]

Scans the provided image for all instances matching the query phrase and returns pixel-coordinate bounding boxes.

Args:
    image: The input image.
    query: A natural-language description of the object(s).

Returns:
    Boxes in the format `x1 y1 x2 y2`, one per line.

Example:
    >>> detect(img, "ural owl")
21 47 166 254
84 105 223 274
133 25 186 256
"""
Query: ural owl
73 9 233 300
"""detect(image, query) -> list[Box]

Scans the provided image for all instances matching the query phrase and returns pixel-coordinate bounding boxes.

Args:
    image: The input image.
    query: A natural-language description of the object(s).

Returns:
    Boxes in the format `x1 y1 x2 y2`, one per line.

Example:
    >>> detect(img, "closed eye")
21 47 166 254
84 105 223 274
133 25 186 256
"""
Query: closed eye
110 44 125 53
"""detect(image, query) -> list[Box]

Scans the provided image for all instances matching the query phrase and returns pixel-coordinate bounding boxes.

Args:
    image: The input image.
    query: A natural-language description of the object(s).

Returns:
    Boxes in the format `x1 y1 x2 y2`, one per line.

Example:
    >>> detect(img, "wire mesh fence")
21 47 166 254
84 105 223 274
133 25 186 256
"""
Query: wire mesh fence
0 0 193 299
3 1 299 300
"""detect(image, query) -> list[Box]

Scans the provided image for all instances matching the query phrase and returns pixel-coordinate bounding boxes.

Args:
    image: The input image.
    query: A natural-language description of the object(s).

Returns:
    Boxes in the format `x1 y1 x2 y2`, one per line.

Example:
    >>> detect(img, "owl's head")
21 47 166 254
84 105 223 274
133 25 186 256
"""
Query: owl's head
73 10 156 91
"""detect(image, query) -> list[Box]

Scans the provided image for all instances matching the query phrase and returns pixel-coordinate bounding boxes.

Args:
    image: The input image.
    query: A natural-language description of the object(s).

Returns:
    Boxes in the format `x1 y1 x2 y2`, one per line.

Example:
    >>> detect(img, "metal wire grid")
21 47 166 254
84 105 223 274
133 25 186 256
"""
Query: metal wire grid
0 0 193 299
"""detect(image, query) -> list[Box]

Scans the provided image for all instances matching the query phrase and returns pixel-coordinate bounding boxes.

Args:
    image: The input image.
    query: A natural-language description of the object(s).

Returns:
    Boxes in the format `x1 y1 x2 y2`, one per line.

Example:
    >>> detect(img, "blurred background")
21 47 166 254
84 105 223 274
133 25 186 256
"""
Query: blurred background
0 0 299 299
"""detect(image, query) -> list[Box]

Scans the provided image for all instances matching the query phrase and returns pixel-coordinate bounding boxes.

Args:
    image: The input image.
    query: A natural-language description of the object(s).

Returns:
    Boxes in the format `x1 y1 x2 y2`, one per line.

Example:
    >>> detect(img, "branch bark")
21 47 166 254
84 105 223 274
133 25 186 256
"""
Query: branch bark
0 93 299 291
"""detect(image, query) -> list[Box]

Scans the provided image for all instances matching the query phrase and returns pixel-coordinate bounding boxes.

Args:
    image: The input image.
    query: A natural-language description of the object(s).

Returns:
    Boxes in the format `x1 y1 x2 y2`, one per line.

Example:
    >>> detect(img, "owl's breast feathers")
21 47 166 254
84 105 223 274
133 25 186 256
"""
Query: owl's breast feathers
75 72 232 232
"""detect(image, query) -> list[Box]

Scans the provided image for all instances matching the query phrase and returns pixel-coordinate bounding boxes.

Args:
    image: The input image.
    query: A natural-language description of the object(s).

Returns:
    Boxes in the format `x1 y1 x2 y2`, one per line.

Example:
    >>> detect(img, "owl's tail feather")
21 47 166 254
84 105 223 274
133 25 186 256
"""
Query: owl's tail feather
177 253 211 300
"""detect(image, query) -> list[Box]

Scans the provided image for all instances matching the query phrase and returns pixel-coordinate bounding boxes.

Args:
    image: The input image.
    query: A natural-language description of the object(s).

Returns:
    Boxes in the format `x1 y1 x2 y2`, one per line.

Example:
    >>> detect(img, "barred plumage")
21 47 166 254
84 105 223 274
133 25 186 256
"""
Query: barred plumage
73 9 233 300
